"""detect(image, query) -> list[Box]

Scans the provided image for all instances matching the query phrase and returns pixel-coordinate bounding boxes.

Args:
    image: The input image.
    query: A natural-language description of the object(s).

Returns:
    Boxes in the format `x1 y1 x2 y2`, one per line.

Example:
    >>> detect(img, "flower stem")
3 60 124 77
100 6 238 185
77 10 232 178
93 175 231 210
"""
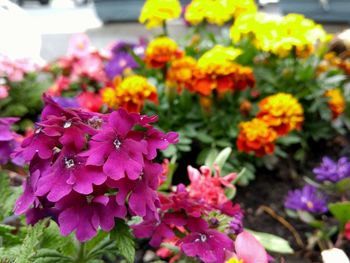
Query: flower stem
162 21 169 37
75 242 86 263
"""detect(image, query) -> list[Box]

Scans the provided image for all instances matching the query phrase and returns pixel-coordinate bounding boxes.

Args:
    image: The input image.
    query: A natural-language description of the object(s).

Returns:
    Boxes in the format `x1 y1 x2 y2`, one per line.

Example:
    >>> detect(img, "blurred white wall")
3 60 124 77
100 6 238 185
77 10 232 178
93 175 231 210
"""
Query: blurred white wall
0 0 42 60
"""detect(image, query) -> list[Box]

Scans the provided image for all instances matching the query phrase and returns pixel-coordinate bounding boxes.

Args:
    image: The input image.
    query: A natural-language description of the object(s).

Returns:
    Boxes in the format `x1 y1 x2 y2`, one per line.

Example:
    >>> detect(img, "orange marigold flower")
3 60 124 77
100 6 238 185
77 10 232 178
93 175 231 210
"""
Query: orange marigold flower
101 75 158 112
325 88 345 119
167 56 197 91
237 118 277 157
192 45 255 96
257 93 304 136
144 37 183 68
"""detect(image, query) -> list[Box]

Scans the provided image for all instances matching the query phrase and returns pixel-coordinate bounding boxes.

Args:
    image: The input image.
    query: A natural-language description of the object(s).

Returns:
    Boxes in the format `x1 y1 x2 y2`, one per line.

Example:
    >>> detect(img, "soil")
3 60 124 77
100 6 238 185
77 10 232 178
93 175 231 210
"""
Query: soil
235 135 350 263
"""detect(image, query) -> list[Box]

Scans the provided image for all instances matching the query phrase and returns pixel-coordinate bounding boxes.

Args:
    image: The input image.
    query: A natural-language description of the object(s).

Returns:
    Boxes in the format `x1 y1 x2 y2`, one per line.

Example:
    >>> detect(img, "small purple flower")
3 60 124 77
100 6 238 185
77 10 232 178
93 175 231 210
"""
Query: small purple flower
313 157 350 183
284 185 328 213
0 117 21 165
105 53 138 79
228 211 244 235
53 96 79 108
56 192 126 242
105 41 144 79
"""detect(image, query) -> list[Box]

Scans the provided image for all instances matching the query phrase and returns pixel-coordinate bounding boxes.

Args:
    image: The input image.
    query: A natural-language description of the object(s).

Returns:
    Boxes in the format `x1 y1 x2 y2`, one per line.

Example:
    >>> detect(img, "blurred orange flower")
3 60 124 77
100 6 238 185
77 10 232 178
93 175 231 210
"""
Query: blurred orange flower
144 37 183 68
325 88 345 119
167 56 197 91
237 118 277 157
192 45 255 96
257 93 304 136
101 75 158 112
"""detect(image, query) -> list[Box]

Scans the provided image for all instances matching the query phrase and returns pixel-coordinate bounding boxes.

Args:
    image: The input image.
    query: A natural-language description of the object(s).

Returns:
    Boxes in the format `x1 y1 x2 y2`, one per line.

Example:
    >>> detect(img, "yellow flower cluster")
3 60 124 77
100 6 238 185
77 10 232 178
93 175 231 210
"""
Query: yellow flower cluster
257 93 304 136
144 37 183 68
139 0 181 29
325 88 345 119
102 75 158 112
230 13 329 57
185 0 257 26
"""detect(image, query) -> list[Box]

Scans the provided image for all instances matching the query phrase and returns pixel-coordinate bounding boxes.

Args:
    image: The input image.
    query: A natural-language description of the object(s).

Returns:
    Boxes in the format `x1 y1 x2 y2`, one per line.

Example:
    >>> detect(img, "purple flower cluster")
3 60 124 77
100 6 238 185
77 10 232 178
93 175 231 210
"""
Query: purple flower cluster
0 117 21 165
105 41 145 80
284 185 328 213
14 94 178 241
313 156 350 183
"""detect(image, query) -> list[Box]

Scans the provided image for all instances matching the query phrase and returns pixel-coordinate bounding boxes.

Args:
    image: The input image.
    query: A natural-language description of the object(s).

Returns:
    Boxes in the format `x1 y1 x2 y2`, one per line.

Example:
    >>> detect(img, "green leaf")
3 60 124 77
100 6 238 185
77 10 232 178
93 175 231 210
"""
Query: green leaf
204 148 218 168
329 202 350 231
110 219 135 263
277 134 301 146
246 230 294 254
33 249 72 263
214 147 232 170
334 178 350 194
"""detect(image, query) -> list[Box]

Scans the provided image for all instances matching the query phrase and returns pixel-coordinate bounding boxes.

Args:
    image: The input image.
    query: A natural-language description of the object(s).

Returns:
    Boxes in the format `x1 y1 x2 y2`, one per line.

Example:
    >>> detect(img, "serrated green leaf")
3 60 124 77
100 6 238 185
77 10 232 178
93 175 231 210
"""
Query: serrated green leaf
246 230 294 254
110 219 135 263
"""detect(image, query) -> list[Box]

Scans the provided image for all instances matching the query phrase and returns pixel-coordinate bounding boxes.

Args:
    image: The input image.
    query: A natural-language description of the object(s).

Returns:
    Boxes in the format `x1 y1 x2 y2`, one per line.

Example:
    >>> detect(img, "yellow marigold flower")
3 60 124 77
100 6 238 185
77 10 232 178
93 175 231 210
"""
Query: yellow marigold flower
185 0 257 26
237 118 277 157
144 37 183 68
225 0 257 18
257 93 304 136
185 0 231 26
167 56 197 91
230 12 328 57
139 0 181 29
102 75 158 112
101 87 117 108
325 88 345 119
197 45 243 72
192 45 255 95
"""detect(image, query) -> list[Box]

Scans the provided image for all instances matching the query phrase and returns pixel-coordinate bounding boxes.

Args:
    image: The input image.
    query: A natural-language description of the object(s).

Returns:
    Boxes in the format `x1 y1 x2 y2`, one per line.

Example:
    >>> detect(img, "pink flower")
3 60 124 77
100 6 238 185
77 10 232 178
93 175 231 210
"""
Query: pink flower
77 91 103 112
0 85 9 99
345 221 350 240
228 231 268 263
67 34 92 58
187 165 236 207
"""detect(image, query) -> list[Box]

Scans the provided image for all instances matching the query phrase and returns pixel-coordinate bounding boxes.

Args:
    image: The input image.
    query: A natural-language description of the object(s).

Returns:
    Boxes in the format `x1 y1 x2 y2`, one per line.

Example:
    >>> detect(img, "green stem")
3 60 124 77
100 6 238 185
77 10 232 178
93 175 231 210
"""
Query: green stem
162 21 169 37
75 242 86 263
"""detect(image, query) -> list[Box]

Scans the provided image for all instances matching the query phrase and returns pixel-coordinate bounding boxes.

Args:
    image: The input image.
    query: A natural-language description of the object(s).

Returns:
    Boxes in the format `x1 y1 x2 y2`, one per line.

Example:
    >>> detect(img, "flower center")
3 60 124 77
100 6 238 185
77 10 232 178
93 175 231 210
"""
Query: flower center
88 116 102 129
63 121 72 129
64 158 75 169
35 127 42 134
200 234 207 242
113 138 122 149
306 201 314 209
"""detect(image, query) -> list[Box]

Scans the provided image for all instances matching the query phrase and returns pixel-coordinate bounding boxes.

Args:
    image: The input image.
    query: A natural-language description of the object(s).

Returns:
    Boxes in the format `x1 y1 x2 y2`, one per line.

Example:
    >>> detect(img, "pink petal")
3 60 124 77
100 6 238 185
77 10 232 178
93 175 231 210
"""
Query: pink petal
235 231 268 263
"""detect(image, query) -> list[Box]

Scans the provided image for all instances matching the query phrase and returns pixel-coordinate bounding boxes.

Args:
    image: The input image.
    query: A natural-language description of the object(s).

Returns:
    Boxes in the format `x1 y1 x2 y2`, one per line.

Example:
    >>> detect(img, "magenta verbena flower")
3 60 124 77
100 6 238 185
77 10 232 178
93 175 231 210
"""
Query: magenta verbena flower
181 229 233 263
132 165 247 263
14 94 178 242
284 185 328 213
313 156 350 183
0 117 21 165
